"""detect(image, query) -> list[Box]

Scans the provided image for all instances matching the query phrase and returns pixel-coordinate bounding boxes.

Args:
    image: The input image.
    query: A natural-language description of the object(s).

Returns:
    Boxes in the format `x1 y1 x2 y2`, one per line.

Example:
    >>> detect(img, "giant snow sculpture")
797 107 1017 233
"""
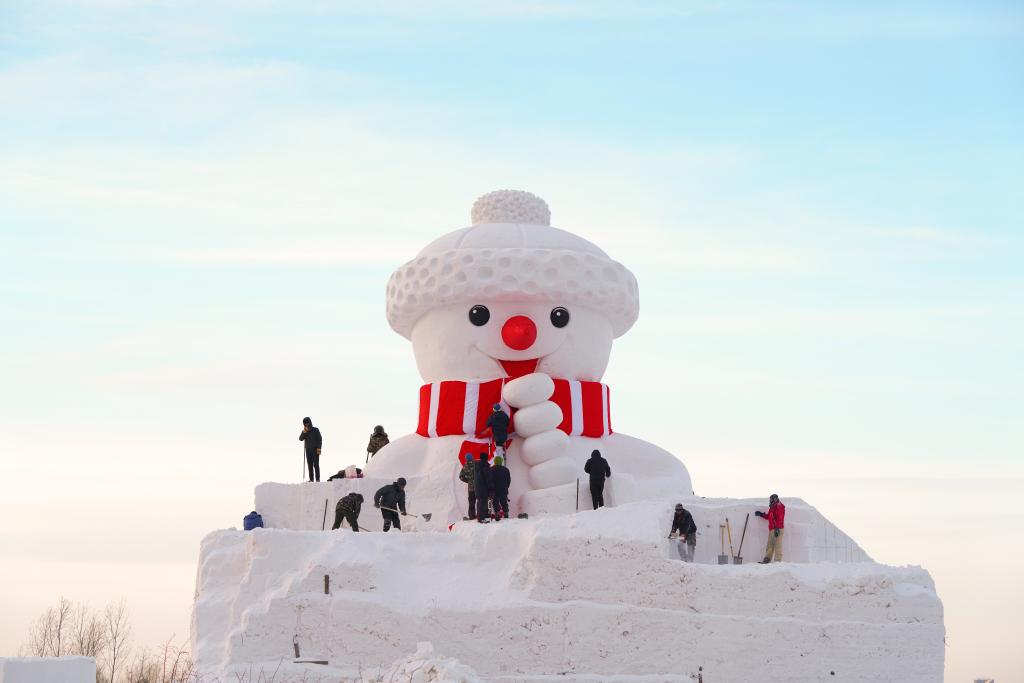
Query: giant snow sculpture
363 190 692 514
191 190 946 682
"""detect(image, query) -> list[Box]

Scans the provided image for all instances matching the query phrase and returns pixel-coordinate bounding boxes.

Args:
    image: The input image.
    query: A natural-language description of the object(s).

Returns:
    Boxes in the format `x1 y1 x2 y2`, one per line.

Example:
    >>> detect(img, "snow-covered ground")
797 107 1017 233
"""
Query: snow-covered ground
192 491 943 682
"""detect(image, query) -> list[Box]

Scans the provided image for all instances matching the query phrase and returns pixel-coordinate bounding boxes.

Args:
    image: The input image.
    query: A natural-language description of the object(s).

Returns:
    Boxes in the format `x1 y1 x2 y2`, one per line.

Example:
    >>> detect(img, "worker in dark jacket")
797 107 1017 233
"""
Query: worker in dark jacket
374 478 407 532
299 417 322 482
583 450 611 509
491 455 511 521
331 493 364 532
670 503 697 561
482 404 510 450
459 455 478 520
755 494 786 563
366 425 389 462
473 453 494 523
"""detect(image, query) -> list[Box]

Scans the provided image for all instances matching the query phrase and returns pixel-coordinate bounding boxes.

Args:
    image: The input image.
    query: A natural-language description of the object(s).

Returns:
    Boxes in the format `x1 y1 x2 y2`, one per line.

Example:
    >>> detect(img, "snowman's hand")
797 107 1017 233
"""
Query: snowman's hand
521 429 569 466
503 373 555 409
514 401 563 437
503 373 575 489
527 455 577 489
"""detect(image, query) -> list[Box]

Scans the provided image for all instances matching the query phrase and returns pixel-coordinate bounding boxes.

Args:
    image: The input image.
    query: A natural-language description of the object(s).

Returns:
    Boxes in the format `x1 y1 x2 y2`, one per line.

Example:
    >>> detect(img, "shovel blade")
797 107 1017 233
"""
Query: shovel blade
718 555 729 565
733 556 743 565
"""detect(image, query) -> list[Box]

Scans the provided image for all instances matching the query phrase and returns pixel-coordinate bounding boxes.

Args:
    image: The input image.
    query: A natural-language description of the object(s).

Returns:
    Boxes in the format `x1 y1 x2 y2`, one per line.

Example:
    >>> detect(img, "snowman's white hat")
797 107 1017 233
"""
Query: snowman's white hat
386 190 640 339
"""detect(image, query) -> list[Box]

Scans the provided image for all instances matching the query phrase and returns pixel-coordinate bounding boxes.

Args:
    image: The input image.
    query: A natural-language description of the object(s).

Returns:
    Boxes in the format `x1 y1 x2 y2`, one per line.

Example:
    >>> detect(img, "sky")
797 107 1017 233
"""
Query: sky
0 0 1022 679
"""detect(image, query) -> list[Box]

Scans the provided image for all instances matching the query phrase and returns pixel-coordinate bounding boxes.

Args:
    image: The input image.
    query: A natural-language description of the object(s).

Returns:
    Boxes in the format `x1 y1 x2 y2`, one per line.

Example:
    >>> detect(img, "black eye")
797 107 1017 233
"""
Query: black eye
468 305 490 326
550 307 570 328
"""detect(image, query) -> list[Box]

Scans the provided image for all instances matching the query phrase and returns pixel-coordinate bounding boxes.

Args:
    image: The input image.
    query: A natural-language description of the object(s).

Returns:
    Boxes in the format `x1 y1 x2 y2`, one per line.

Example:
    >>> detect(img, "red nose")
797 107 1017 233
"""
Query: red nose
501 315 537 351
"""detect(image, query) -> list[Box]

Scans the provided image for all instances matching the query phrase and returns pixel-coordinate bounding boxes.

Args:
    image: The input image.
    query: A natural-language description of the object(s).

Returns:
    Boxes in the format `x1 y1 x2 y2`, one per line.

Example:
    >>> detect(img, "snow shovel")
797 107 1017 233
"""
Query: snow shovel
734 513 750 564
718 524 728 564
726 517 736 559
380 506 432 522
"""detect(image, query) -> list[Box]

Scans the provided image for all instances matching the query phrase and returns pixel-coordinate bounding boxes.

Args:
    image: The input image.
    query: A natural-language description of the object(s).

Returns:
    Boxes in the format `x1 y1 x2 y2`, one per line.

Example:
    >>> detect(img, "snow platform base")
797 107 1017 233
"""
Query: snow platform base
191 500 943 682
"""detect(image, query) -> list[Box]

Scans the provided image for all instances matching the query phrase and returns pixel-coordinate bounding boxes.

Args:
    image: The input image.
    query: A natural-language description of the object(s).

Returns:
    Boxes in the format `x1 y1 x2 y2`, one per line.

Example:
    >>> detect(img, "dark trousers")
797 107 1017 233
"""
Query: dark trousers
331 507 358 531
382 509 401 532
467 489 477 519
590 480 605 509
476 493 491 521
494 493 509 519
306 452 320 482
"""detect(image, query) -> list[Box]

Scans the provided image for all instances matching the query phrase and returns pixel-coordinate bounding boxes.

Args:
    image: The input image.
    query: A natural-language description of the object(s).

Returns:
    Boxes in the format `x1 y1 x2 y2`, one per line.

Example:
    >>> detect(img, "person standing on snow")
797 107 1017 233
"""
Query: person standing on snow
584 450 612 509
482 404 510 453
670 503 697 561
366 425 389 463
374 478 407 532
474 453 494 523
459 454 478 520
755 494 786 563
491 455 511 521
299 417 322 482
331 492 364 531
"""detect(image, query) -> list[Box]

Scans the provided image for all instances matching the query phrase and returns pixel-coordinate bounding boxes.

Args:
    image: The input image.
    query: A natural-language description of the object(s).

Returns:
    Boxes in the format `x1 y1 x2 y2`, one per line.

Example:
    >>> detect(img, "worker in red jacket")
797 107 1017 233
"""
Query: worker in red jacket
755 494 786 563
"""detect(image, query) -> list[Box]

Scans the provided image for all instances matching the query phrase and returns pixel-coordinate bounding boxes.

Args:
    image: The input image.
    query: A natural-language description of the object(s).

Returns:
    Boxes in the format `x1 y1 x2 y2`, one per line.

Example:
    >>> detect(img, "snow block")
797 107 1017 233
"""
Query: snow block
0 657 96 683
191 501 943 682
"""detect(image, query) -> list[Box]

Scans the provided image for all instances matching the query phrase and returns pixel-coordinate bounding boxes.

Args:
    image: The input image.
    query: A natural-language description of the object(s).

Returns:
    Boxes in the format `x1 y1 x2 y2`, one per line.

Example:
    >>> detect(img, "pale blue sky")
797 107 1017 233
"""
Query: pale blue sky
1 1 1021 680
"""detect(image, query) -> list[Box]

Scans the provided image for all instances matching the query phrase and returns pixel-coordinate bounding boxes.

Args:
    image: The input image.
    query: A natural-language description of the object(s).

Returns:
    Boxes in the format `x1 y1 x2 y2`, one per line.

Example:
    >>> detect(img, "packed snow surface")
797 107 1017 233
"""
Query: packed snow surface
0 657 95 683
192 499 942 682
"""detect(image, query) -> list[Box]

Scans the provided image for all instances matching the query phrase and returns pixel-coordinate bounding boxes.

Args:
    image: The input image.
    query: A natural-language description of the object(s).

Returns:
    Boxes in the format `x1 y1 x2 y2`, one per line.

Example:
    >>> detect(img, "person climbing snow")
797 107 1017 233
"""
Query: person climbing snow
459 453 478 520
473 453 494 523
299 417 322 482
491 455 511 521
331 492 364 532
670 503 697 561
584 449 612 509
374 478 407 532
481 404 510 453
366 425 389 462
755 494 786 563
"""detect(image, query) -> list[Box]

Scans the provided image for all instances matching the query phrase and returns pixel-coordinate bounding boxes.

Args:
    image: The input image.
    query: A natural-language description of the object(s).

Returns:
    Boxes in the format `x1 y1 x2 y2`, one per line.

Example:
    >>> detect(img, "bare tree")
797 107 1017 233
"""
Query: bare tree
123 639 195 683
103 599 132 683
72 603 107 658
22 596 75 657
22 598 200 683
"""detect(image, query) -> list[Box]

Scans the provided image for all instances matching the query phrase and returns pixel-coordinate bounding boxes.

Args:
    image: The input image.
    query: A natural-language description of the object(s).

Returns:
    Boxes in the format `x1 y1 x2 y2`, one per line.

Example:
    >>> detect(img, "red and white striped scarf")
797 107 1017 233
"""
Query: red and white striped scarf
416 378 612 442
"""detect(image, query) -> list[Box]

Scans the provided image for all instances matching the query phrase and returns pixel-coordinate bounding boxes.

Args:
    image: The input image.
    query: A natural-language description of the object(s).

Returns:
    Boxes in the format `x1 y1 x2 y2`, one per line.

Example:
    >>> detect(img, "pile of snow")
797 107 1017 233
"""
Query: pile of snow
375 642 480 683
192 498 942 682
0 657 95 683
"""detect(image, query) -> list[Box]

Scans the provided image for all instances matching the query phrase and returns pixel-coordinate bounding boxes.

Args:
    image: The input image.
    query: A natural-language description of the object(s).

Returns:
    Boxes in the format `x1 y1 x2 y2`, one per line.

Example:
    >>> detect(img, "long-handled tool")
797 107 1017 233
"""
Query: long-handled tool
734 513 750 564
726 517 735 559
718 524 728 564
380 506 432 522
320 499 328 531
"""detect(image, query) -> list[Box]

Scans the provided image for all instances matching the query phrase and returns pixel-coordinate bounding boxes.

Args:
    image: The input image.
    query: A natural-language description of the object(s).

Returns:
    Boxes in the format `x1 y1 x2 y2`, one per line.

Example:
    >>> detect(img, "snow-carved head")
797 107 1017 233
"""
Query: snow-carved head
386 190 639 384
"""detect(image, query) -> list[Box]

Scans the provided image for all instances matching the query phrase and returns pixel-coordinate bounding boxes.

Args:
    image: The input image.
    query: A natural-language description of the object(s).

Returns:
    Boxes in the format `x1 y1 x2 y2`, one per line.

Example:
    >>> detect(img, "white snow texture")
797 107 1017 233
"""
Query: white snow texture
192 493 943 682
0 657 96 683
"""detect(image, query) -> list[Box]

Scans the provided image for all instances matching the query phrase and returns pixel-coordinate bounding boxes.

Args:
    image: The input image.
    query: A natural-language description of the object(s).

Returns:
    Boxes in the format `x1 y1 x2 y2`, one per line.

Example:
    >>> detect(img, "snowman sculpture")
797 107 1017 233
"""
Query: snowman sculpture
363 190 692 518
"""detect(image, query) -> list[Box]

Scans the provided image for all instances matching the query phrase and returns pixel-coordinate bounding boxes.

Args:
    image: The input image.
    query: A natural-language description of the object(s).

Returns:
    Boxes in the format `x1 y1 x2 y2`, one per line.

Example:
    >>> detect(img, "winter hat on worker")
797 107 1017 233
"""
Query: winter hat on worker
385 190 640 339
